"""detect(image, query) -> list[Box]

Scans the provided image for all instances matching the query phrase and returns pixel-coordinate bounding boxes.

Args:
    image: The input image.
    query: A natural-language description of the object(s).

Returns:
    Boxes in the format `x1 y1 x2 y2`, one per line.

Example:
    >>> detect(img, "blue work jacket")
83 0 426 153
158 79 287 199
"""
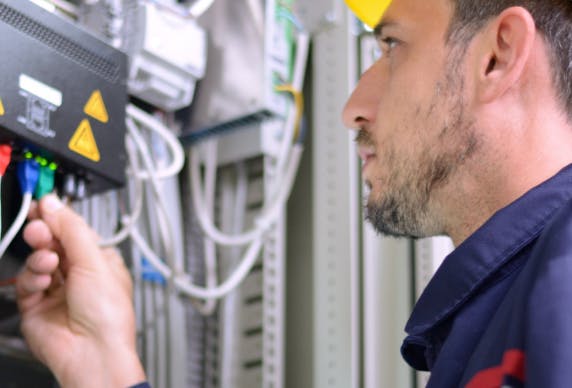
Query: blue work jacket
402 165 572 387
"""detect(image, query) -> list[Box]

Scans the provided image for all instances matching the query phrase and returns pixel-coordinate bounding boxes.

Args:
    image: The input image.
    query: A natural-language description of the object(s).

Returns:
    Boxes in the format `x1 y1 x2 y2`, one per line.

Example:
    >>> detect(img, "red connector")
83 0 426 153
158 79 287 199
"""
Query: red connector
0 145 12 176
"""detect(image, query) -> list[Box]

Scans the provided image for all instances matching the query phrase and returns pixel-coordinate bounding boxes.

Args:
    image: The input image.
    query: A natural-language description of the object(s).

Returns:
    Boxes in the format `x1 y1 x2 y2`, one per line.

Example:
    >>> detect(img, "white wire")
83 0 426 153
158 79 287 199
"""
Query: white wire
189 29 308 248
130 128 302 300
132 225 265 300
190 148 262 246
188 0 215 18
276 32 310 178
126 104 185 181
176 239 263 300
99 135 145 247
126 116 175 264
132 228 172 278
124 27 308 301
130 187 264 300
190 144 303 246
0 193 32 259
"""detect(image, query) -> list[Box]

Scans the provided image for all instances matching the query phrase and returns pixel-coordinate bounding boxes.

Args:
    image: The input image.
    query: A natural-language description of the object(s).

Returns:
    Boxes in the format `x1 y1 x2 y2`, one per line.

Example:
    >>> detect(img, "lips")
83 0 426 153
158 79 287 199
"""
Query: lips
358 145 376 165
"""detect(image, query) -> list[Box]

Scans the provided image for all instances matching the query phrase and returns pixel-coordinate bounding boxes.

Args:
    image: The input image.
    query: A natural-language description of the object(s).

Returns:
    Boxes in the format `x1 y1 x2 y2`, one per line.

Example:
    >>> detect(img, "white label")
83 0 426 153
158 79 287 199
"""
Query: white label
19 74 62 107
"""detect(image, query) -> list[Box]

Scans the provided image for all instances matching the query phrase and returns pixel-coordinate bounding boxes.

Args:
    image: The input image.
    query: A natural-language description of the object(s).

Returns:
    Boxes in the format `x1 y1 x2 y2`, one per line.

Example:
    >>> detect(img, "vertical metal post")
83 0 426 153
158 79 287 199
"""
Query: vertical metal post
309 3 361 387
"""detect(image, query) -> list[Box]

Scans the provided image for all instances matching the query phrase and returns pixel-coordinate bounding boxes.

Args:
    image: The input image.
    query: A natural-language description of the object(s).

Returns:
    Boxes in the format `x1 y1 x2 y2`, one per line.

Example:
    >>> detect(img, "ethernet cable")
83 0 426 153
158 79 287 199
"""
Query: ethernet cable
126 116 176 264
99 135 145 247
0 158 39 259
190 142 303 247
126 104 185 181
132 224 264 300
126 120 270 301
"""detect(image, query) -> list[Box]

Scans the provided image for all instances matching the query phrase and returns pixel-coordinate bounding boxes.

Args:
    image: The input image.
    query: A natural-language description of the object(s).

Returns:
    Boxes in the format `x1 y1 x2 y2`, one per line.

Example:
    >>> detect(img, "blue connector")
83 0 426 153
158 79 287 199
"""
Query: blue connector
17 158 40 194
141 258 167 286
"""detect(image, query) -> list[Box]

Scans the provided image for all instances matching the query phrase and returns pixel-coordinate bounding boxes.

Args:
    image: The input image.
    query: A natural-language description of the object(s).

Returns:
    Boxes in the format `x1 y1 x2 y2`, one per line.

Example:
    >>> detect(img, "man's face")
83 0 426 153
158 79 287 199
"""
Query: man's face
343 0 481 238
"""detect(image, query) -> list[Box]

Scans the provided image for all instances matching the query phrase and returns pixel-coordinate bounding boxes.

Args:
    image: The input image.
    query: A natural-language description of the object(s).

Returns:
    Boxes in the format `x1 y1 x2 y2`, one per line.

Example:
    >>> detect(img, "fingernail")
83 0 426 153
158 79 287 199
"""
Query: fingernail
42 194 63 214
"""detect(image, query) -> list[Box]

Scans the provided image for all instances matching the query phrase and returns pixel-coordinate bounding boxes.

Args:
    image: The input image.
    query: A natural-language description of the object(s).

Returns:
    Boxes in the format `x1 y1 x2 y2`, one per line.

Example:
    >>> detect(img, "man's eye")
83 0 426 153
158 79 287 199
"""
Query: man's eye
378 36 399 57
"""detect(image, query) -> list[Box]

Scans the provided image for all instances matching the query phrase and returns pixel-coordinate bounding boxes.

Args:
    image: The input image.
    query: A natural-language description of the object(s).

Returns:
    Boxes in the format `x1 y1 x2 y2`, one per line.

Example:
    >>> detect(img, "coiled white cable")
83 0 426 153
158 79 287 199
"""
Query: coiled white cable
131 217 263 300
126 104 185 181
190 144 303 247
126 116 176 264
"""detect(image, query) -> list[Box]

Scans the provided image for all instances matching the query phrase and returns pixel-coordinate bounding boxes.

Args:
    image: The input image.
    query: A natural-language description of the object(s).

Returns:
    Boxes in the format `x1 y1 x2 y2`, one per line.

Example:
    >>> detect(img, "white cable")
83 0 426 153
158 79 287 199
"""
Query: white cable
276 32 310 177
126 116 175 263
188 0 215 18
134 143 302 300
190 144 303 246
132 224 264 300
132 228 172 278
174 239 262 300
190 148 262 246
126 104 185 180
0 193 32 259
99 135 145 247
189 30 308 247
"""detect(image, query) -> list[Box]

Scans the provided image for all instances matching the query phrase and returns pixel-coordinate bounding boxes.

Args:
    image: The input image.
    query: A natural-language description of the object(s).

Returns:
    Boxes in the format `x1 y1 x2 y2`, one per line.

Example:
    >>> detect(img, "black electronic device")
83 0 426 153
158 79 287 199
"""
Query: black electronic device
0 0 128 195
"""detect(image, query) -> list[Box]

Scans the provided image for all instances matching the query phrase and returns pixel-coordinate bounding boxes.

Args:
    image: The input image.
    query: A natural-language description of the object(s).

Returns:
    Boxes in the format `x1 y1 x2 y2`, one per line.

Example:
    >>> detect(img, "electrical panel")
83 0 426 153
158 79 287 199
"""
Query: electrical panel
186 0 292 140
0 0 128 196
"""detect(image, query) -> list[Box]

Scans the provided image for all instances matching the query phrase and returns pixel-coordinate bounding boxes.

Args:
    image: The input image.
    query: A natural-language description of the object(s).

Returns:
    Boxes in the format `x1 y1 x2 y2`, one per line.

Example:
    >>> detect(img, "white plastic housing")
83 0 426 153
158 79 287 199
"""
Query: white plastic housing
129 3 207 111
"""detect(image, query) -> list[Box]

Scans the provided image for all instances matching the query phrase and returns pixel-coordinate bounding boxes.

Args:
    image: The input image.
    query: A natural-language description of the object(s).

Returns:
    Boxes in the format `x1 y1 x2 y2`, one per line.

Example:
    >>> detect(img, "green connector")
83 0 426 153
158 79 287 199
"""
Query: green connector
35 164 55 199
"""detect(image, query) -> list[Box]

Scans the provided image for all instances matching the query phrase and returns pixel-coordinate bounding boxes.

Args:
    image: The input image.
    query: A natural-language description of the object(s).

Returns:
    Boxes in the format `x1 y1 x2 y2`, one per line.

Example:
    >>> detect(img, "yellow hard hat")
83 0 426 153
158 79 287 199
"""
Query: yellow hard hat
344 0 393 28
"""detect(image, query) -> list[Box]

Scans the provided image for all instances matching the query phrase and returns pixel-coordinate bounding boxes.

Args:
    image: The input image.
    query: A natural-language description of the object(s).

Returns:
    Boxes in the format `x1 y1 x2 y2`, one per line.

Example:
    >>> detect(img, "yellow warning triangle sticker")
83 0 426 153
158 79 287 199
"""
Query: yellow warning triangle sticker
0 98 5 116
69 119 101 162
83 90 109 123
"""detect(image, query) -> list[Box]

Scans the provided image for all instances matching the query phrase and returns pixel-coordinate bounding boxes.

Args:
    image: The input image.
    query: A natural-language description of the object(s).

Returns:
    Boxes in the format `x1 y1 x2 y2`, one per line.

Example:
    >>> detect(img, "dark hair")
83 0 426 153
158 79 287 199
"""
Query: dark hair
447 0 572 119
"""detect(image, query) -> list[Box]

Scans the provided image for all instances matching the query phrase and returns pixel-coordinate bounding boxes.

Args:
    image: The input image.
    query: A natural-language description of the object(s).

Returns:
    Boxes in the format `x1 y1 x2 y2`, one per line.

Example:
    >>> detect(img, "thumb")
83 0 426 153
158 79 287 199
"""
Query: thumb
38 194 102 271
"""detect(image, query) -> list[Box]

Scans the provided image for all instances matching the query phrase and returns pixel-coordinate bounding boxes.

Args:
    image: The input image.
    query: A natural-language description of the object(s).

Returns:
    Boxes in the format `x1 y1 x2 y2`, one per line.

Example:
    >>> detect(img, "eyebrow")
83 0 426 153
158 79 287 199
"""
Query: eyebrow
373 20 399 38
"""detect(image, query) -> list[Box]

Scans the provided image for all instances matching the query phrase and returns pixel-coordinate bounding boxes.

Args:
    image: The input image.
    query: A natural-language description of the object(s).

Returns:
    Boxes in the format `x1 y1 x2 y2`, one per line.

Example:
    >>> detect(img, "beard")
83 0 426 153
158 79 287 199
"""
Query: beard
361 59 480 238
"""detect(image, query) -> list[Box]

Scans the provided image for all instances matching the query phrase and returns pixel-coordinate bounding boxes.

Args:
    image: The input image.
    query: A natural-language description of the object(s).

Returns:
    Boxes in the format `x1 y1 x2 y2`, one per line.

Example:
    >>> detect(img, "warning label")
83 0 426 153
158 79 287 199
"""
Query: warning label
69 119 100 162
0 99 4 116
83 90 109 123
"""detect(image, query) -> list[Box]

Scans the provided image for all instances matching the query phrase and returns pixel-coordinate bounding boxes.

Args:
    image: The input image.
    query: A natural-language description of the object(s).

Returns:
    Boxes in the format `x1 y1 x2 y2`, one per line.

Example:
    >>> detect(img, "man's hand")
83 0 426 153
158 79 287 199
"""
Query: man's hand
16 194 146 388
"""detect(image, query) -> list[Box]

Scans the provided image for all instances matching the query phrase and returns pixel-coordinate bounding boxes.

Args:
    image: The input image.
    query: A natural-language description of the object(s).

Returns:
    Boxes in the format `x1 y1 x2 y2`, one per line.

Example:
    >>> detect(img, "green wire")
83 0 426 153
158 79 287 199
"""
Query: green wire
276 0 296 81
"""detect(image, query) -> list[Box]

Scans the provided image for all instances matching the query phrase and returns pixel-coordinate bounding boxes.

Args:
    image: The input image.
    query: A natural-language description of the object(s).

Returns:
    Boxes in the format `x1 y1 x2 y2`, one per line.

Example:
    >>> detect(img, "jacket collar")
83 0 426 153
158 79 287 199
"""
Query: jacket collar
405 164 572 336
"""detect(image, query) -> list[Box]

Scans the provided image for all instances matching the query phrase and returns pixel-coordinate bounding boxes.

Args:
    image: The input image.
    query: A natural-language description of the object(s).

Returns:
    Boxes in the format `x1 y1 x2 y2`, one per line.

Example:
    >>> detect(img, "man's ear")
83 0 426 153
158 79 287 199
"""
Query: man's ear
475 7 536 103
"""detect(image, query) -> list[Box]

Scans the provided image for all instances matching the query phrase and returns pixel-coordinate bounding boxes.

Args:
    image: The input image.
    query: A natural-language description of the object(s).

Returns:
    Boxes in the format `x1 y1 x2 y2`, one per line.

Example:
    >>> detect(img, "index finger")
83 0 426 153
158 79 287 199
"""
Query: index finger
37 195 103 271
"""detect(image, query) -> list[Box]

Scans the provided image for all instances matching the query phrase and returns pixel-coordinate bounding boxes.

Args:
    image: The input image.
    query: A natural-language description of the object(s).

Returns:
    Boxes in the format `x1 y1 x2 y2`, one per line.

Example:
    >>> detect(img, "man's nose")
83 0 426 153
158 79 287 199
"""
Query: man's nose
342 65 382 130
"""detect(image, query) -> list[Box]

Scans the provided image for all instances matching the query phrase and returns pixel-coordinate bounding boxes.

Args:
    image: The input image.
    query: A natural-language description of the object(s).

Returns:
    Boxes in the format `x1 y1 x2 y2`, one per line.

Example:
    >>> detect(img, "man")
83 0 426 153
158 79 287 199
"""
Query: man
15 0 572 386
343 0 572 386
